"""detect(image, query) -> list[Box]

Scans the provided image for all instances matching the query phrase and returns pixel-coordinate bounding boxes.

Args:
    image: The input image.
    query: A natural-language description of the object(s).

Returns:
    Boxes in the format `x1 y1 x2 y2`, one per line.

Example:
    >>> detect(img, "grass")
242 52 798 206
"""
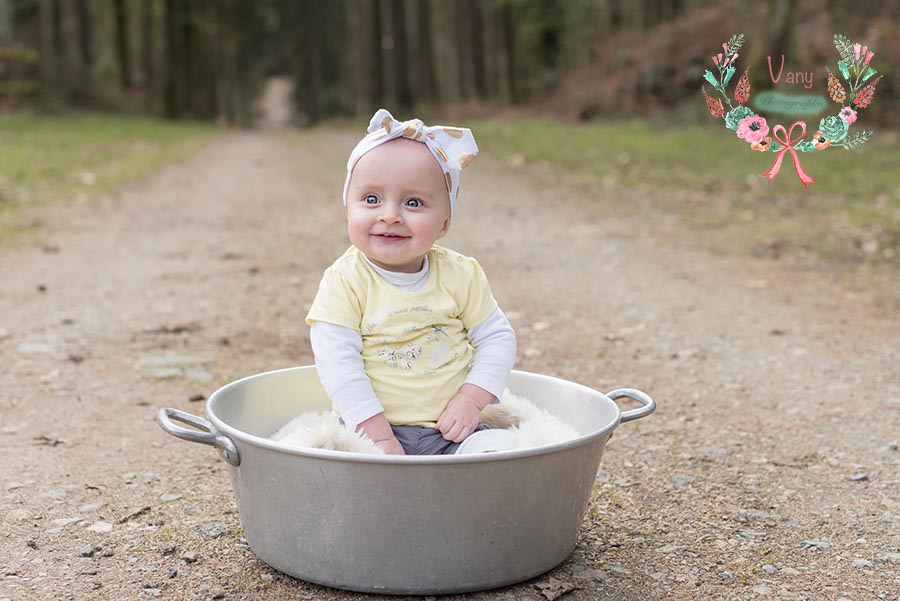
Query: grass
472 117 900 267
0 112 218 230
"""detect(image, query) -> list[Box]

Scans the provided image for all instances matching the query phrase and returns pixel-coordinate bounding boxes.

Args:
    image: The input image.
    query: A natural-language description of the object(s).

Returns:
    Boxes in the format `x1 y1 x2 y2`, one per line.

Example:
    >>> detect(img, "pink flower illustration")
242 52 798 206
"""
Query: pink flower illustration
736 115 769 143
839 107 857 124
853 44 874 64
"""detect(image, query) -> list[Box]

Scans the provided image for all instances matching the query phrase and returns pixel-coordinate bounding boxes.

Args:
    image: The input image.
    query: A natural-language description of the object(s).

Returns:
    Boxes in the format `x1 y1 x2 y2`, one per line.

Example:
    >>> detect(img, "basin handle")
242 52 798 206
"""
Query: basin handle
156 408 241 466
606 388 656 423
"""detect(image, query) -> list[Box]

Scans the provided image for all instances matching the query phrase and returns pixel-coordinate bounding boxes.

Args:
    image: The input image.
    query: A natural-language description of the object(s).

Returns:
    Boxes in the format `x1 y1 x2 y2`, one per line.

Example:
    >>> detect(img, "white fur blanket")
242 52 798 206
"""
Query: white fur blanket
270 390 579 454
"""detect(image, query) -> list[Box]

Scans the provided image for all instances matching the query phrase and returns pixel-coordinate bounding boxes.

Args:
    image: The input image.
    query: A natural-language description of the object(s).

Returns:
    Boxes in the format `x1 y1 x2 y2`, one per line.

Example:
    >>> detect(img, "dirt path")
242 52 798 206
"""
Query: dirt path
2 130 898 601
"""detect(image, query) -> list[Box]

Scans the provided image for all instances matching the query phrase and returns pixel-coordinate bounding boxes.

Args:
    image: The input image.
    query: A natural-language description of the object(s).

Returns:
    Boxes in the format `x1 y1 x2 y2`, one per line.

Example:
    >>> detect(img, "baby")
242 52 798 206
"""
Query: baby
306 109 516 455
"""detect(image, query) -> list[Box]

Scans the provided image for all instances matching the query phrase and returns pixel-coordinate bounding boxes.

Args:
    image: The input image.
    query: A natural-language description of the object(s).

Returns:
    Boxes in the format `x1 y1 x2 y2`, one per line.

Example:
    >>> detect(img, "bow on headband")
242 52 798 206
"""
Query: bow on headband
342 108 478 219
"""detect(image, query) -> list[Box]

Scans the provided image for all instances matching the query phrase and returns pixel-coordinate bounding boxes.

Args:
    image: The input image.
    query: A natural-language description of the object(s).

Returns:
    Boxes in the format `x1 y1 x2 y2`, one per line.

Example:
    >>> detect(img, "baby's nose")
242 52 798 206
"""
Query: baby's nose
379 205 403 222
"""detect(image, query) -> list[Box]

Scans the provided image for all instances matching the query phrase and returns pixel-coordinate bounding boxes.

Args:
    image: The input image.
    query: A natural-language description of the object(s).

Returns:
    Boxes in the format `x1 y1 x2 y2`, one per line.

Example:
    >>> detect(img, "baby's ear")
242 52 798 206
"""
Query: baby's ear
438 215 451 238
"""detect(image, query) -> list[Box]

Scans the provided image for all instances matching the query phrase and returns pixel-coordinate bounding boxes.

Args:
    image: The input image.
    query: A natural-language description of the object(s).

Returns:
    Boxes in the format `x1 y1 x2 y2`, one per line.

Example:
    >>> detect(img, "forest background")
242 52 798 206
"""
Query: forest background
2 0 898 127
1 0 900 273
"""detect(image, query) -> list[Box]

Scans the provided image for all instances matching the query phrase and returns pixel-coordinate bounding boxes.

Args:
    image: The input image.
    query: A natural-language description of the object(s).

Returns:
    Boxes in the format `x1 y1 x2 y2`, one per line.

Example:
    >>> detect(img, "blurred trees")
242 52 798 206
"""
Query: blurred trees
1 0 695 122
0 0 896 126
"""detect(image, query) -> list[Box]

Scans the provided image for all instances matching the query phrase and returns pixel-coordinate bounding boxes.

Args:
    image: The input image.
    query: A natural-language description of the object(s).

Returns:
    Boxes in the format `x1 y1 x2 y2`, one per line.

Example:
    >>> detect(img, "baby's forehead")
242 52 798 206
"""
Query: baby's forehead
359 137 436 164
353 138 445 183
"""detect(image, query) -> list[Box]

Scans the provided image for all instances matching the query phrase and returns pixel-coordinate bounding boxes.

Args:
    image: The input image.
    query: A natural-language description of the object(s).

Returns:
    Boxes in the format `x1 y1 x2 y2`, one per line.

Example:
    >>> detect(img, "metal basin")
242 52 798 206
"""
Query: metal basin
157 366 654 595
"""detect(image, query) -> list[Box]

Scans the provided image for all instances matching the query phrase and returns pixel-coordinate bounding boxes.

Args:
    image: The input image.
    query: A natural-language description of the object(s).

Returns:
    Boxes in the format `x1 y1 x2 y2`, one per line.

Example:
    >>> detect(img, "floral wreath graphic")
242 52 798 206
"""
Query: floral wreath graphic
702 34 880 189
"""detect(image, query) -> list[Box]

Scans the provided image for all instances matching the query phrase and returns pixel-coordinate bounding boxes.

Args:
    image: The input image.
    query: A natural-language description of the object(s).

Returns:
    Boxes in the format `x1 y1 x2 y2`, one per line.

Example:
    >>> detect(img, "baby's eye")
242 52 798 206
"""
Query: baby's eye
364 194 379 205
405 198 422 208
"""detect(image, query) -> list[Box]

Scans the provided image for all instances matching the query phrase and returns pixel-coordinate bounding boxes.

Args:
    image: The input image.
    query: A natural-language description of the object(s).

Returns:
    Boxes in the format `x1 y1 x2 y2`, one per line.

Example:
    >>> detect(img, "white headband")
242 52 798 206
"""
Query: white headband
342 108 478 219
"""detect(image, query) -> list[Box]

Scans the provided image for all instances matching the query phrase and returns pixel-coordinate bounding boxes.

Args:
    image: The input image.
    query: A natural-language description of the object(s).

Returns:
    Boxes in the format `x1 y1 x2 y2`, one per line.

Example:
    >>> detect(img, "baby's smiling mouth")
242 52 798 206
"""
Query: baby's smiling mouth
373 232 410 239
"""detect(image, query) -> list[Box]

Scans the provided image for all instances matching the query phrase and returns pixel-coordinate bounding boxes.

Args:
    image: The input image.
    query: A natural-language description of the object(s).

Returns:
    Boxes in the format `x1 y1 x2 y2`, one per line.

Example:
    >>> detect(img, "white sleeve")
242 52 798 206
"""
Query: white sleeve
465 308 517 402
309 321 384 431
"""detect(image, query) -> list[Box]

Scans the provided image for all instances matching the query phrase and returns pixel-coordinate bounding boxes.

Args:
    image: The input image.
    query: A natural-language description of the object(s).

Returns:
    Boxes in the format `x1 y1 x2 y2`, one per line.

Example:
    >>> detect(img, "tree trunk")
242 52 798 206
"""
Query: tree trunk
294 1 319 124
37 0 51 81
500 2 517 104
323 2 349 117
217 0 239 125
414 0 437 104
231 0 254 125
163 0 178 117
468 0 486 100
481 0 500 100
51 0 63 61
178 0 194 116
190 0 215 120
429 0 458 105
390 0 410 111
113 0 132 90
36 0 54 90
75 0 92 73
454 1 474 100
140 0 155 105
368 0 384 110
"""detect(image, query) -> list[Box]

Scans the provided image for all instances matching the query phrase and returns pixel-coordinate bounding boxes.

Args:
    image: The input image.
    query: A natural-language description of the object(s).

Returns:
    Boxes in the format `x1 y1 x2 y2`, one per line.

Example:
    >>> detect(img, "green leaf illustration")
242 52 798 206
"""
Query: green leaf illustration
723 67 736 86
726 34 745 55
862 67 877 82
838 60 850 82
833 34 856 65
842 131 872 150
704 70 719 87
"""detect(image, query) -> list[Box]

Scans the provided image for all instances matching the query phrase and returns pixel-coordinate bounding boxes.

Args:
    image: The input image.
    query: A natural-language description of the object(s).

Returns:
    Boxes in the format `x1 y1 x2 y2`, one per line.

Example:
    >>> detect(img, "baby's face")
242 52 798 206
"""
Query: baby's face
345 139 451 273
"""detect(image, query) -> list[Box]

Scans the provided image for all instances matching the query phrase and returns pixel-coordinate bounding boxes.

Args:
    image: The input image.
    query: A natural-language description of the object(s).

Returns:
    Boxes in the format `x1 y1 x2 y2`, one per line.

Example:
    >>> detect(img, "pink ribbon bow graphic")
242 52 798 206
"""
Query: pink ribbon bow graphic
760 121 816 190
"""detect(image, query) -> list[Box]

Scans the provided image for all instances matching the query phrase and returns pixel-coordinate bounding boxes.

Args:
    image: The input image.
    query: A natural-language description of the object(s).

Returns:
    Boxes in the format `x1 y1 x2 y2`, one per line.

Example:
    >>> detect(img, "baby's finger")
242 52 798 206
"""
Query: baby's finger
438 408 457 433
444 420 465 442
454 421 475 443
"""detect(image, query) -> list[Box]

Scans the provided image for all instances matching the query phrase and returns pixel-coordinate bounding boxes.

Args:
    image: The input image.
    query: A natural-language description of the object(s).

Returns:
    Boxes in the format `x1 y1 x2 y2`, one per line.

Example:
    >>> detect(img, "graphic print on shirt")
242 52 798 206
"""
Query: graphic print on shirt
364 305 432 335
379 343 422 370
426 324 449 341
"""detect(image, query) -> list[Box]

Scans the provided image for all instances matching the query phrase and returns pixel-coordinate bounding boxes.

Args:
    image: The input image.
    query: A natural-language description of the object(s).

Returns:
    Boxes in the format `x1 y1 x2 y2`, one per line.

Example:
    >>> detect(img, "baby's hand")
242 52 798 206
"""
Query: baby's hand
374 436 406 455
356 412 405 455
437 384 495 443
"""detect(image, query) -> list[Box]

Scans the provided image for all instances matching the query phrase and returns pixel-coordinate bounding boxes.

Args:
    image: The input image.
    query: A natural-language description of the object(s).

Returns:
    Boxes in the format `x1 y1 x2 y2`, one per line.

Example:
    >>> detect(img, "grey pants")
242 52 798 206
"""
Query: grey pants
391 424 490 455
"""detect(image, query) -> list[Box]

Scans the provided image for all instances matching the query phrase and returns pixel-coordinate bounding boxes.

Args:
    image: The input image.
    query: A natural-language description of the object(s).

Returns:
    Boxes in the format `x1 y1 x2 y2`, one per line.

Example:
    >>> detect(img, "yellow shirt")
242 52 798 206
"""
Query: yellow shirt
306 245 498 426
